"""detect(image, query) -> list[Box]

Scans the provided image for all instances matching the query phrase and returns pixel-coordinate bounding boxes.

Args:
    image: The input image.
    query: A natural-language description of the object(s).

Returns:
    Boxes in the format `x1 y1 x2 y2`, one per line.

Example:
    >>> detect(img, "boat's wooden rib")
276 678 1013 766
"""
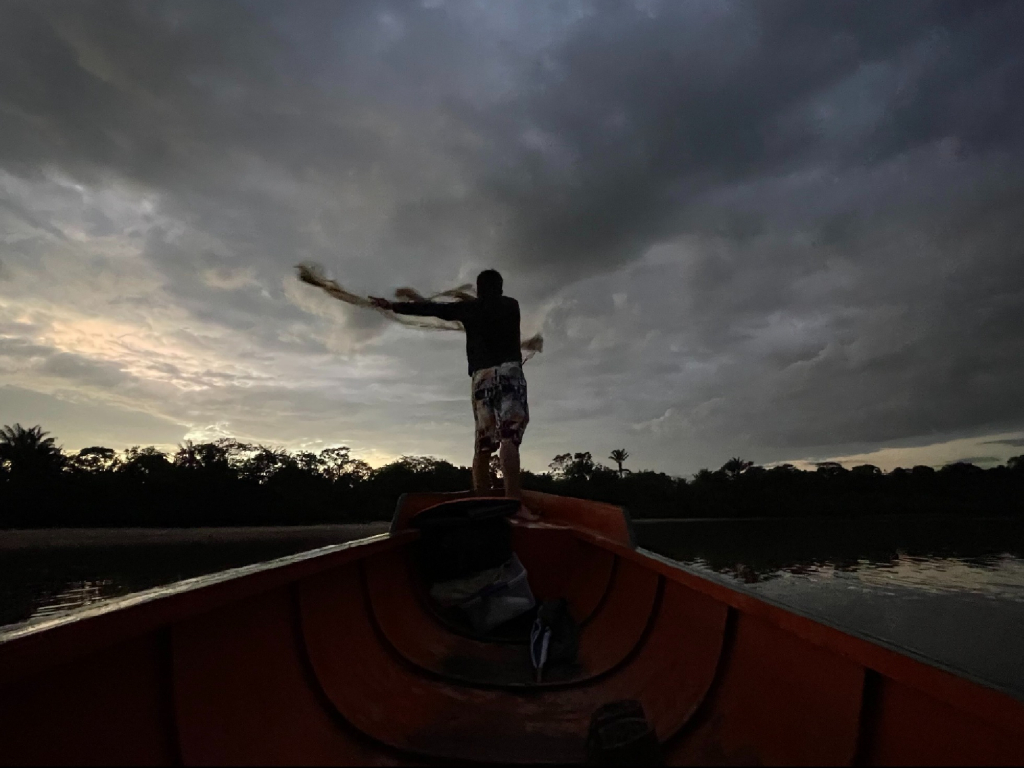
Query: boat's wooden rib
665 610 865 766
365 535 656 687
300 560 726 763
858 673 1024 766
172 585 413 767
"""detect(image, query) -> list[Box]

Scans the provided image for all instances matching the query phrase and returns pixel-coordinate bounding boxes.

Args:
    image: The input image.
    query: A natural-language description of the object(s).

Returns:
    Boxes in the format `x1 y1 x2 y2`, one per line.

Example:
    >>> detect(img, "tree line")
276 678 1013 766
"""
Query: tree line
1 424 1022 528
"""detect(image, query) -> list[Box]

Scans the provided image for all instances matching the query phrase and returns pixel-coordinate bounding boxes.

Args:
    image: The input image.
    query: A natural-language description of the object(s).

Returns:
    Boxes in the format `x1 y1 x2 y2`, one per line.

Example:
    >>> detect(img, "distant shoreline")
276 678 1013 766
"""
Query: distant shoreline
0 523 391 550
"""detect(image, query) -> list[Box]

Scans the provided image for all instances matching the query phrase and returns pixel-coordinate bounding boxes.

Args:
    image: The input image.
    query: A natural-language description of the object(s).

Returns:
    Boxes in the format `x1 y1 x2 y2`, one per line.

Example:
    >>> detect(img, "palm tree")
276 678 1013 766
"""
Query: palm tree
173 440 202 470
722 456 753 479
0 424 65 479
608 449 631 477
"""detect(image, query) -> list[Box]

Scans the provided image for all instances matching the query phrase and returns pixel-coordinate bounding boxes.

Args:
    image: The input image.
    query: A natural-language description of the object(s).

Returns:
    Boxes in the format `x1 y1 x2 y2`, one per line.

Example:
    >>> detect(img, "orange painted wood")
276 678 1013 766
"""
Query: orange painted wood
616 579 730 742
519 491 634 546
0 533 405 687
172 585 407 766
299 559 726 763
666 610 865 766
0 634 176 766
392 490 633 546
365 545 657 686
508 524 616 613
608 537 1024 760
860 675 1024 766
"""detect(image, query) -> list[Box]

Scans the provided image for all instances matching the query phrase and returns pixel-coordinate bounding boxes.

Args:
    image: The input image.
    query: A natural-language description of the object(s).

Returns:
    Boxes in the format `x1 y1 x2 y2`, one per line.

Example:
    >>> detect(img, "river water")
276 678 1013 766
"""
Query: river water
2 516 1022 699
634 516 1024 700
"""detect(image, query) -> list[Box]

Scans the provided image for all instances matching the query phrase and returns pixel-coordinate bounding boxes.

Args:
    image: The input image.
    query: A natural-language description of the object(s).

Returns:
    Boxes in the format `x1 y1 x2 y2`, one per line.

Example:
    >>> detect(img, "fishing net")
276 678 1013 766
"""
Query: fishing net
296 263 544 361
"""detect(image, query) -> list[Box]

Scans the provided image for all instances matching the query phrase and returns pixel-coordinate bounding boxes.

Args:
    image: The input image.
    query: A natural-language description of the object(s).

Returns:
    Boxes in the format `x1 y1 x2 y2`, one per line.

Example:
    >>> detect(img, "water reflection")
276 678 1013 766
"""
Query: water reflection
636 516 1024 699
677 551 1024 601
30 579 117 618
636 515 1024 587
0 535 372 628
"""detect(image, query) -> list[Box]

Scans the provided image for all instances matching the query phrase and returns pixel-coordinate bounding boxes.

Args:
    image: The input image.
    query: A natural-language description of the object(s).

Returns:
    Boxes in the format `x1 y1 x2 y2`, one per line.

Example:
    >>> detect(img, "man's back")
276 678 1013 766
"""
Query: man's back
457 296 521 375
390 294 521 375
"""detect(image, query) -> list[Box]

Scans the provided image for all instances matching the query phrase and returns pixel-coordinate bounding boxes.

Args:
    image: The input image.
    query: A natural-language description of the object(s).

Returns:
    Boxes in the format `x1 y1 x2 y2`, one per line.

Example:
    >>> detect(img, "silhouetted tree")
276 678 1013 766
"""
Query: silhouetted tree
0 424 65 480
851 464 882 477
609 449 631 477
940 461 984 477
549 453 573 479
174 440 233 474
3 423 1024 528
563 452 597 482
815 461 847 478
722 457 753 479
68 446 118 474
240 446 296 484
119 446 172 480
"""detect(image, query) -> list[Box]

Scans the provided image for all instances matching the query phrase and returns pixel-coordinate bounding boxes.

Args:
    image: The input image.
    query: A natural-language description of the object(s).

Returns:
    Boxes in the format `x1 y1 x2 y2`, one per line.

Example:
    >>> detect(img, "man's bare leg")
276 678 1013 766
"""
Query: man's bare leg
472 447 493 493
500 440 538 519
498 440 521 499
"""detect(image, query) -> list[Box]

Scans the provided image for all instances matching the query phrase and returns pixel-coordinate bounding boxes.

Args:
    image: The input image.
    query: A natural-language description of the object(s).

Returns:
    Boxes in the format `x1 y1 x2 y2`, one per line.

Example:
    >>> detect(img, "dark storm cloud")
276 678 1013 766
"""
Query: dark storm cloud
1 0 1022 470
431 0 1024 275
4 1 1020 278
986 438 1024 449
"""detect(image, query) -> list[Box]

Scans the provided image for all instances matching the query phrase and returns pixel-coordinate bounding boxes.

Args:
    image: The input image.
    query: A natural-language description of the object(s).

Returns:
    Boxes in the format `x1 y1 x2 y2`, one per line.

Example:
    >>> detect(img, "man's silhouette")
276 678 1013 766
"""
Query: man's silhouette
371 270 533 511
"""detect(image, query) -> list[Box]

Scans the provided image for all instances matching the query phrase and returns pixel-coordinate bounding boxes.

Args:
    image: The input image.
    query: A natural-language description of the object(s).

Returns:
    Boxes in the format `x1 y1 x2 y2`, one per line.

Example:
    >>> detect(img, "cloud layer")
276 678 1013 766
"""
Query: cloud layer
1 0 1023 473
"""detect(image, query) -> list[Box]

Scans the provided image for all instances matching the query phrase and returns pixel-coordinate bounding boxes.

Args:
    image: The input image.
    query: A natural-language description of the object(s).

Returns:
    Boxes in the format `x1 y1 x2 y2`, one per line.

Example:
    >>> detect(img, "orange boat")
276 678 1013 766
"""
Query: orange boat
2 490 1023 765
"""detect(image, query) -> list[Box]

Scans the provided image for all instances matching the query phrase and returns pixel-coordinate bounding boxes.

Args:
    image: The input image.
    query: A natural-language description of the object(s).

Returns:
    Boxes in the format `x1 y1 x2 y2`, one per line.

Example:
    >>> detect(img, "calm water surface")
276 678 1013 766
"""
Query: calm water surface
634 516 1024 699
3 516 1023 699
0 525 388 629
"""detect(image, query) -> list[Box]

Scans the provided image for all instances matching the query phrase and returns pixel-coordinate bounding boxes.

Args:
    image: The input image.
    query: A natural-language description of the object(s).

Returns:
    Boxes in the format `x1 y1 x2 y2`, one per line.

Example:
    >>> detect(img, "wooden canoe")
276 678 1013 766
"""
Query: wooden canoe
1 490 1023 765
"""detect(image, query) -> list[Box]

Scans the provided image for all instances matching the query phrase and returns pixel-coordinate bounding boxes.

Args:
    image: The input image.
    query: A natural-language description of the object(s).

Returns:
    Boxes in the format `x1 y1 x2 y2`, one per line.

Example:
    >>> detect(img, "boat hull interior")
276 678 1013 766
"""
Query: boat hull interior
1 490 1022 765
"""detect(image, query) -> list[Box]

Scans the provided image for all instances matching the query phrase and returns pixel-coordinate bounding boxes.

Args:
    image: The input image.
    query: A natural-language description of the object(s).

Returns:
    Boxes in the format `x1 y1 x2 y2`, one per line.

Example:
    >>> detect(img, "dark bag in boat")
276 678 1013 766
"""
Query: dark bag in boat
586 699 662 766
459 553 536 633
530 598 579 681
412 498 518 582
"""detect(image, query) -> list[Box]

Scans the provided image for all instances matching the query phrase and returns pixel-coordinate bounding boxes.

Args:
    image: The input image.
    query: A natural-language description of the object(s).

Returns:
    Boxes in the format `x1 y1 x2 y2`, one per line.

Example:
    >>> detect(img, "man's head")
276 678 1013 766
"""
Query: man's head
476 269 503 299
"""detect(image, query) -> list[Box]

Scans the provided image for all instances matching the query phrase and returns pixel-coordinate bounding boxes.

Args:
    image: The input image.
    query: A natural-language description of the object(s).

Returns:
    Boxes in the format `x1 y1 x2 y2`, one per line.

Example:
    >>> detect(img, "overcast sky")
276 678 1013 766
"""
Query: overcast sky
1 0 1023 475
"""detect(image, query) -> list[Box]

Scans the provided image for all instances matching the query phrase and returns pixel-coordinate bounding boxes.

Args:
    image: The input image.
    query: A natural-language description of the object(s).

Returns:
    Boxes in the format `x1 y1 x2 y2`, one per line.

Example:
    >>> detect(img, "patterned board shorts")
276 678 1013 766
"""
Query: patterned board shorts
472 361 529 453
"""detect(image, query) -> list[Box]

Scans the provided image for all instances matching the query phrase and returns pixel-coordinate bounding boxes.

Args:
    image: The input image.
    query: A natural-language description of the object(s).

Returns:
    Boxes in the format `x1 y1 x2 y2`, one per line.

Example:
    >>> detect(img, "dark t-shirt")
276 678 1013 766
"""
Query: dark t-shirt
391 295 522 375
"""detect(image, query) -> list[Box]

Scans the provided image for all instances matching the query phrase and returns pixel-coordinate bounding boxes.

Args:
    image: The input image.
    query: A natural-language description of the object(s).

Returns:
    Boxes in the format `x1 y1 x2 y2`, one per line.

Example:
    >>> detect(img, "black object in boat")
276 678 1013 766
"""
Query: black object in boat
586 699 662 766
412 498 519 582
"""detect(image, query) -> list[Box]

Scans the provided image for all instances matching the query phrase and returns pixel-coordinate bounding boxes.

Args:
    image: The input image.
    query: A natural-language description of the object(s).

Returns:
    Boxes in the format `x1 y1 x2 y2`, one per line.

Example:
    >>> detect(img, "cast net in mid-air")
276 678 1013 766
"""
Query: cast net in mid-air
295 263 543 361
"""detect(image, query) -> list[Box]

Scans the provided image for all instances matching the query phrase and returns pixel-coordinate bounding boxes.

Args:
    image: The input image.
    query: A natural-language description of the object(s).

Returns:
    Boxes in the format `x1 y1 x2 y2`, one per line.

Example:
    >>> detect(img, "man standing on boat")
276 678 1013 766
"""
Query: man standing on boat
370 270 534 515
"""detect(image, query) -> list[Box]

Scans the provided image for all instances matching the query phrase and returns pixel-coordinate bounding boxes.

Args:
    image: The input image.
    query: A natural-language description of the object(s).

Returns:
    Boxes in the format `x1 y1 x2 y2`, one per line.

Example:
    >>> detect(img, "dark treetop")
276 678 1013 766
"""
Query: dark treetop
392 296 522 376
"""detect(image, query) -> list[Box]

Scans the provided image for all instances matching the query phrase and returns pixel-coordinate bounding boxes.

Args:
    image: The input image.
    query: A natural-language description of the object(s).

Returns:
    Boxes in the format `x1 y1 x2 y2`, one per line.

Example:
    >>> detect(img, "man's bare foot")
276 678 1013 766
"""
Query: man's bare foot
514 504 540 522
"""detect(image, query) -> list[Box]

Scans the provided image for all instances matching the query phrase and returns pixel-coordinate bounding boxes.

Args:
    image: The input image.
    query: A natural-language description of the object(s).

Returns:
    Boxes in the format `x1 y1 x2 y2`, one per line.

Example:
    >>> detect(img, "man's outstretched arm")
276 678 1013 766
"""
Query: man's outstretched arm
369 297 462 321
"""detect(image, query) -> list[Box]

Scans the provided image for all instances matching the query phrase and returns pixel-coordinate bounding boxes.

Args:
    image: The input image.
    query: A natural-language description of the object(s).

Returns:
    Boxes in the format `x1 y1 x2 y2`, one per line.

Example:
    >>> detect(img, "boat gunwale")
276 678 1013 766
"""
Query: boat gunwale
0 532 408 684
561 526 1024 735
